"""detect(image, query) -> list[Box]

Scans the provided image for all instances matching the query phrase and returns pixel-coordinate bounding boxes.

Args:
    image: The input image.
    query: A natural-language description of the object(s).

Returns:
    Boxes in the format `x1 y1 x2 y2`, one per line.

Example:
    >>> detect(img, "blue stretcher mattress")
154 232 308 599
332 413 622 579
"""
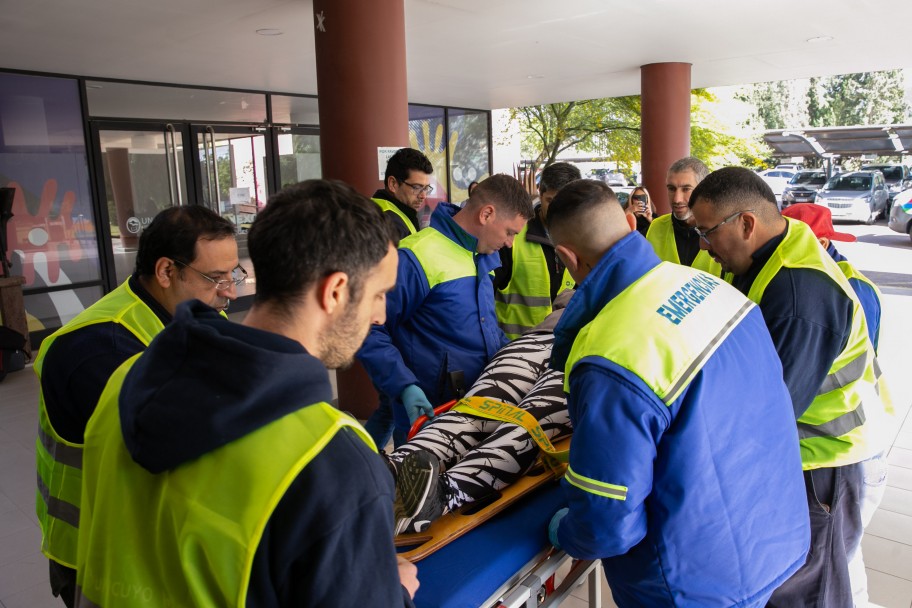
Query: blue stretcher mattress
405 481 567 608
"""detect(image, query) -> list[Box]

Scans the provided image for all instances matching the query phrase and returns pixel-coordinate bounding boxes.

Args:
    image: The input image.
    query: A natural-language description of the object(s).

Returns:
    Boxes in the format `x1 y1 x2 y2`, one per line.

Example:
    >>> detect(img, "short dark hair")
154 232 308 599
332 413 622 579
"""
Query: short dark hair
539 162 582 194
668 157 709 182
385 148 433 185
545 179 618 235
689 167 779 217
248 180 396 313
468 174 535 220
134 206 235 277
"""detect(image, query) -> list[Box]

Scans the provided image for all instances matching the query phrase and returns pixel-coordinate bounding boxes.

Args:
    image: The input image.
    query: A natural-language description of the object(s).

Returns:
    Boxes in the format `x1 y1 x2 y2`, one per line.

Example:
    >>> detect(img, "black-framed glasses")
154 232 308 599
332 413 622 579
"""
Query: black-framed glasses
693 210 752 245
172 259 247 291
399 179 434 195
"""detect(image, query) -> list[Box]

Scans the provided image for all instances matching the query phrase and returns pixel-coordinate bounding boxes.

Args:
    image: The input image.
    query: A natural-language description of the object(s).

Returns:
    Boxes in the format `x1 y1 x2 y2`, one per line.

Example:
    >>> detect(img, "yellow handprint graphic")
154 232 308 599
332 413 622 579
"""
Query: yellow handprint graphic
408 114 491 202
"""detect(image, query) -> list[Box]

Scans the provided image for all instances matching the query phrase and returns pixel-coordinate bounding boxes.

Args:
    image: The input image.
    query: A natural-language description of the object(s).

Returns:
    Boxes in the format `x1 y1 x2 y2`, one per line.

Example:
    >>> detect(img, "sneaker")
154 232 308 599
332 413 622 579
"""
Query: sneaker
395 453 447 535
393 450 439 522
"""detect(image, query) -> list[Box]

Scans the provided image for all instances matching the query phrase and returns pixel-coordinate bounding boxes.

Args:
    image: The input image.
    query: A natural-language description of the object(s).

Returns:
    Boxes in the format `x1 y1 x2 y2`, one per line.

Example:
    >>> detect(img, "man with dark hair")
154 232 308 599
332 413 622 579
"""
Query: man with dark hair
544 179 809 607
689 167 891 607
645 156 723 276
34 205 239 607
374 147 435 239
493 161 578 339
75 180 420 607
359 174 534 448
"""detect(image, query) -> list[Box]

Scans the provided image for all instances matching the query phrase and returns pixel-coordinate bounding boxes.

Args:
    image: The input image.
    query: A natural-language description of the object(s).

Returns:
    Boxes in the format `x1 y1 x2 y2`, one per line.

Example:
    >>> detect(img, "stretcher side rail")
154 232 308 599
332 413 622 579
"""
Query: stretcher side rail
487 549 601 608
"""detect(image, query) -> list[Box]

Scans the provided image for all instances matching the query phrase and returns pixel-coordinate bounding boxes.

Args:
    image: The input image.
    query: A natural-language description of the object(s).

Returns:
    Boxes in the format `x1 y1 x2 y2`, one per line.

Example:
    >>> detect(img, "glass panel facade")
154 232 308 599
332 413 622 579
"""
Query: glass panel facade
278 133 321 188
86 81 268 123
448 109 490 204
98 128 188 283
408 105 448 207
198 131 268 233
0 72 101 334
271 95 320 125
24 284 104 331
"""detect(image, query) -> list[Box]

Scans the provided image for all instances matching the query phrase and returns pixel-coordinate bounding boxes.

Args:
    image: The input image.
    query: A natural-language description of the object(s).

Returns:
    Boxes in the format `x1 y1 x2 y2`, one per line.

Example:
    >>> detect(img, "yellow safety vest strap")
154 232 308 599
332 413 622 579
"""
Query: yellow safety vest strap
817 352 867 395
798 404 866 440
452 396 569 464
494 292 553 308
37 475 79 528
38 426 82 469
564 465 628 501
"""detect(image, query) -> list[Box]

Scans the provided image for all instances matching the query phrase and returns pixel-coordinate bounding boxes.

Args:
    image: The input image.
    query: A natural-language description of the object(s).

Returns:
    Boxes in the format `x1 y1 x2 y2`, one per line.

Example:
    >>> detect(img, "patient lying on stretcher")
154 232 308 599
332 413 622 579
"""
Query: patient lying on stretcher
388 292 574 535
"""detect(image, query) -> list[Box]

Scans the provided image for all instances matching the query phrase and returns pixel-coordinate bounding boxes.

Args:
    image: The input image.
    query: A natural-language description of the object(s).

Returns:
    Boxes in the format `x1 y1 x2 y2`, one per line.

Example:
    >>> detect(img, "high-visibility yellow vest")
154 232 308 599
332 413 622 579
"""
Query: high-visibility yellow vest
373 197 417 236
76 355 375 607
495 224 574 339
747 219 890 470
399 226 476 288
645 214 724 277
563 262 755 497
34 279 164 569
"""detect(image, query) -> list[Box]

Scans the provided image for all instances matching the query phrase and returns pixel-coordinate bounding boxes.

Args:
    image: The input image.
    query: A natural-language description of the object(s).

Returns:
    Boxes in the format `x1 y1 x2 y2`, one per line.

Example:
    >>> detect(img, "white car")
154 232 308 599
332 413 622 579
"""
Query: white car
888 187 912 243
757 169 797 207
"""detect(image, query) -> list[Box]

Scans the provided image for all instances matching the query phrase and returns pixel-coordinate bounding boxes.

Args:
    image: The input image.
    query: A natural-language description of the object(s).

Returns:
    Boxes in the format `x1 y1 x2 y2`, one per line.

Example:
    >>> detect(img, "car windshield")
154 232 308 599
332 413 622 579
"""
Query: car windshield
825 175 871 191
864 166 903 180
789 172 826 186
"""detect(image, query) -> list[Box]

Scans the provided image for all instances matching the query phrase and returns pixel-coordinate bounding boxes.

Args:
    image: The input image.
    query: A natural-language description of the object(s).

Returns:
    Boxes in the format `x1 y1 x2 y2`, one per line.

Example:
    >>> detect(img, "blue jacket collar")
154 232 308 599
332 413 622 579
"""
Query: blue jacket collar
430 202 502 275
551 232 660 372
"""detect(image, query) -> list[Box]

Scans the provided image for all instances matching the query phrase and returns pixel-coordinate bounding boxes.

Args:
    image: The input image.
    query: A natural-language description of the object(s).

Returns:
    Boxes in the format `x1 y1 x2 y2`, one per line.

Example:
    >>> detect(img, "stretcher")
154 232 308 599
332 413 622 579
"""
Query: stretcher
399 401 601 607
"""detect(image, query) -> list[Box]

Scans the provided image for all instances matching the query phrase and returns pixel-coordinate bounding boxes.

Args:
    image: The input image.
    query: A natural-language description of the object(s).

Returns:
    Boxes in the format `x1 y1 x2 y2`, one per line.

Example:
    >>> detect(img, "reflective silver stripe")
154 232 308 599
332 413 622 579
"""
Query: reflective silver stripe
75 586 101 608
663 300 754 404
37 472 80 528
873 357 883 396
817 353 867 395
38 426 83 470
798 403 866 440
494 291 552 307
565 467 627 501
501 323 531 336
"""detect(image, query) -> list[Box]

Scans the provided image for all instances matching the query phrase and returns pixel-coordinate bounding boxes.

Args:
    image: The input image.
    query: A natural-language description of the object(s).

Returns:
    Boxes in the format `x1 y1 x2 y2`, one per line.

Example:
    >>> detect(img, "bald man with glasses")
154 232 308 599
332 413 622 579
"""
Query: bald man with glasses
34 205 238 607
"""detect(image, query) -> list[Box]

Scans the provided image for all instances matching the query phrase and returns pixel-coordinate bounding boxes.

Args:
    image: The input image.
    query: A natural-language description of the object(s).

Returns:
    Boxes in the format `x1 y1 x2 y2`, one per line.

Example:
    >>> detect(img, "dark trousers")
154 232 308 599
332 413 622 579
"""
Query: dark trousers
49 559 76 608
767 462 864 608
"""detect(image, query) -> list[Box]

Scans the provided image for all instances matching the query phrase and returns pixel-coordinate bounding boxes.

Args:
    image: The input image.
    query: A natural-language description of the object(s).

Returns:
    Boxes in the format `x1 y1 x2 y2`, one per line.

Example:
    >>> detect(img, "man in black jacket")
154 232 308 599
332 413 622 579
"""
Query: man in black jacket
75 180 419 607
373 147 434 238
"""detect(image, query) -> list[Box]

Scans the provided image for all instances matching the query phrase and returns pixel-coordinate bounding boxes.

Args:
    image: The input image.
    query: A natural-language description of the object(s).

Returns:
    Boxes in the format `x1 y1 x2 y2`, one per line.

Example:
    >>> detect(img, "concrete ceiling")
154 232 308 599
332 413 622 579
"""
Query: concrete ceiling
2 0 911 111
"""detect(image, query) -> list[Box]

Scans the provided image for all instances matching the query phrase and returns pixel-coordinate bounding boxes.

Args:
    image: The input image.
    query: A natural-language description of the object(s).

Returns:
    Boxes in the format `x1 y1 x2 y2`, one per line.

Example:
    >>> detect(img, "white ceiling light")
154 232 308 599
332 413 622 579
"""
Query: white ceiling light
806 35 833 43
256 28 283 36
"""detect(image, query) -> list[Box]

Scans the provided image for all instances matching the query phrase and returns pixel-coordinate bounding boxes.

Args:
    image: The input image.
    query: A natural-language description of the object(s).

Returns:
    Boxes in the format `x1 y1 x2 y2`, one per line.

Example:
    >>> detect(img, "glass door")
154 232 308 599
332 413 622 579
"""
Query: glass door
91 122 189 285
275 127 322 188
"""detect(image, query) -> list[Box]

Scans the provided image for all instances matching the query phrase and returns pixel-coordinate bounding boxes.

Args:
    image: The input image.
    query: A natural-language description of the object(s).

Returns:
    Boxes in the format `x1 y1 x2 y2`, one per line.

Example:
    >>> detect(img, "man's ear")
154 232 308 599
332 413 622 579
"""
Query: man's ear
319 271 349 315
385 176 398 193
741 211 758 240
818 236 830 249
625 212 637 231
153 257 174 288
555 244 582 279
478 204 496 225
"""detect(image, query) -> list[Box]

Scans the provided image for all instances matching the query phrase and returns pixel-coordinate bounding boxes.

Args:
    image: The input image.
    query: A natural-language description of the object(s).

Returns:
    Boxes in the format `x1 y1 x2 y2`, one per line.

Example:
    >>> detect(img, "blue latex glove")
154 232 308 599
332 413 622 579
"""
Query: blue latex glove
549 508 568 550
400 384 435 425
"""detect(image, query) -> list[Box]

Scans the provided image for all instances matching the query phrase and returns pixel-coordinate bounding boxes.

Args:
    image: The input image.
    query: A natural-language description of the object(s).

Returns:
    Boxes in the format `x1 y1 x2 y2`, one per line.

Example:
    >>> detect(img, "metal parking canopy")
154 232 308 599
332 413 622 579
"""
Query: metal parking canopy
764 125 912 159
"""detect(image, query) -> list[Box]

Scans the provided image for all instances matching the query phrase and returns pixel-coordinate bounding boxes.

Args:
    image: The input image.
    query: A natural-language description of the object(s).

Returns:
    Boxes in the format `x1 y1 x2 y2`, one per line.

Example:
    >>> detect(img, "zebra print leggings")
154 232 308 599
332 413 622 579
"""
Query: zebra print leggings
388 331 572 511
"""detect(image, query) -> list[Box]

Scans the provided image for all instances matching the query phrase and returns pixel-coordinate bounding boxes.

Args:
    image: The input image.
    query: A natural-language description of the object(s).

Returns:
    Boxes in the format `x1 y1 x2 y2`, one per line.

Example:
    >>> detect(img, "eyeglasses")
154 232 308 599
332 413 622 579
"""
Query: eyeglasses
173 259 247 291
399 179 434 195
693 210 752 245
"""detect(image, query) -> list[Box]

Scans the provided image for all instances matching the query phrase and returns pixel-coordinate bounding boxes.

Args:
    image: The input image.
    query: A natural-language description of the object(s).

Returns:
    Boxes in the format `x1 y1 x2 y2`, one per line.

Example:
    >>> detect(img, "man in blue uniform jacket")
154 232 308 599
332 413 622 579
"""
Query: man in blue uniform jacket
358 174 534 447
545 180 809 607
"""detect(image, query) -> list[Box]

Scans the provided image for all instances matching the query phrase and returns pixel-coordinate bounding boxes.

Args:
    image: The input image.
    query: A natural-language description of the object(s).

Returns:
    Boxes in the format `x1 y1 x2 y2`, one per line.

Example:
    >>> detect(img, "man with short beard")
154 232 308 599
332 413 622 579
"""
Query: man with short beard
75 180 419 607
645 156 724 276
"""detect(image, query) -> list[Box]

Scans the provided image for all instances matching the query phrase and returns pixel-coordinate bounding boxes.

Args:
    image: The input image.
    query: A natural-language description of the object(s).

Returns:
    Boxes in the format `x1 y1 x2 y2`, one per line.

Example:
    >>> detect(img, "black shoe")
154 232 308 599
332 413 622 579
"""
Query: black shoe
395 453 447 534
393 450 439 522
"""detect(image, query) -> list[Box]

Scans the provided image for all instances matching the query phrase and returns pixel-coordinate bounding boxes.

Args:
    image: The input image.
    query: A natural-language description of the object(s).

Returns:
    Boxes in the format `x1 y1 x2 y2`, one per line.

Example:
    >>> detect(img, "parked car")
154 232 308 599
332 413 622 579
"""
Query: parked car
860 164 912 209
815 171 889 225
613 186 634 207
591 169 629 187
888 187 912 243
775 163 805 172
757 169 797 207
781 170 827 207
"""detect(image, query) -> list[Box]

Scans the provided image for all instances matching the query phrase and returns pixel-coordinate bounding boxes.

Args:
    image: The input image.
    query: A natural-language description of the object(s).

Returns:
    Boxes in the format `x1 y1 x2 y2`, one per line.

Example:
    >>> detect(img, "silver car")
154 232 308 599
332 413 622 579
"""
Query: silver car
888 187 912 243
815 171 889 225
